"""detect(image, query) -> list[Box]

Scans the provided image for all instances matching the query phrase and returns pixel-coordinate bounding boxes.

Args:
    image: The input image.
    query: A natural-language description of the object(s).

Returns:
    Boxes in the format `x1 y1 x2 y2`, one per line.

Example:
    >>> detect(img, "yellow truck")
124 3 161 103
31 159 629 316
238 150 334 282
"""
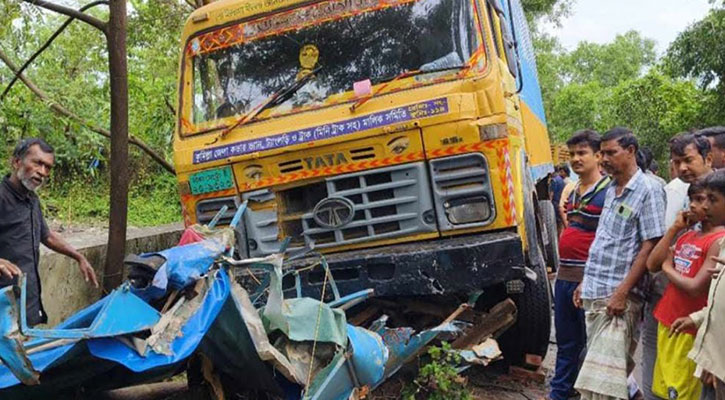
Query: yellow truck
173 0 558 363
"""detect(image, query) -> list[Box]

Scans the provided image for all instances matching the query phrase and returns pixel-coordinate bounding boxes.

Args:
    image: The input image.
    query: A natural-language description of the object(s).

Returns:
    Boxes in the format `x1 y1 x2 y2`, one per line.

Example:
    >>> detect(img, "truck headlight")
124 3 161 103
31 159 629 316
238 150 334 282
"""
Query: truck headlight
444 196 492 224
429 153 495 230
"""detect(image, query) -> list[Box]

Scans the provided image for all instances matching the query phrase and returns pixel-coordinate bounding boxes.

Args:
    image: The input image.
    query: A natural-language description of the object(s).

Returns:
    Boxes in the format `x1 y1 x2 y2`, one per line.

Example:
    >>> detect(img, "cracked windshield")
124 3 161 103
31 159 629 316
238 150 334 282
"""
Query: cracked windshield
191 0 480 125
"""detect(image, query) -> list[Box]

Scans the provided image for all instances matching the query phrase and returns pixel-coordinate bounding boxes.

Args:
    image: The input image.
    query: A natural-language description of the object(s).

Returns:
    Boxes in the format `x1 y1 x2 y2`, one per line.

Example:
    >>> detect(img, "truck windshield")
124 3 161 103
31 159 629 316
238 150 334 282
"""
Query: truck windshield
190 0 480 125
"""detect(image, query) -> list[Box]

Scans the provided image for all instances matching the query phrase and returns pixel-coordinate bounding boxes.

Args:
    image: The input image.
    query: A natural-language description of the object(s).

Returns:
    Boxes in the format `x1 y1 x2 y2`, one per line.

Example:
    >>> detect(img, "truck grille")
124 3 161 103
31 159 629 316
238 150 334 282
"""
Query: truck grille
244 162 436 256
196 196 239 226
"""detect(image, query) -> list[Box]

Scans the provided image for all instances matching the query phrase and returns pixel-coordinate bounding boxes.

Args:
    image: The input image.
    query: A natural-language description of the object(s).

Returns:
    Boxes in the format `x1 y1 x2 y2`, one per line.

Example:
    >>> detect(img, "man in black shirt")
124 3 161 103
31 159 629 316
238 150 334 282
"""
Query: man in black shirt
0 138 98 326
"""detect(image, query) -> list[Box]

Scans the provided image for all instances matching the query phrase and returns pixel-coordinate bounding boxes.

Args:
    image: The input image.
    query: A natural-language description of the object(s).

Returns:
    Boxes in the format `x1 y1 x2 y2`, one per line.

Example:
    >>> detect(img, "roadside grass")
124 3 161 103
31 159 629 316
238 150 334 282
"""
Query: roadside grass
41 173 181 228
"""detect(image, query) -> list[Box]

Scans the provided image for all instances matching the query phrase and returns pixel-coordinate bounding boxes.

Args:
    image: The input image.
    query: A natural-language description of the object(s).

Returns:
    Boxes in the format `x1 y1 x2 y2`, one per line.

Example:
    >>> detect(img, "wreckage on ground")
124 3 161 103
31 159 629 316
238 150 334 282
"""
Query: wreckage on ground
0 205 512 399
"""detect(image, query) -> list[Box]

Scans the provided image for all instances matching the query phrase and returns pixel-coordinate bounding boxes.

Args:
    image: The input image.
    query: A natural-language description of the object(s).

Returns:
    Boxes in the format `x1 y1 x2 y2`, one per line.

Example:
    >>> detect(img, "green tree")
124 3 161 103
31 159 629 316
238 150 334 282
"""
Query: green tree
664 6 725 125
0 2 185 227
521 0 574 26
536 31 657 141
561 31 656 87
604 70 705 165
533 33 566 105
547 81 608 141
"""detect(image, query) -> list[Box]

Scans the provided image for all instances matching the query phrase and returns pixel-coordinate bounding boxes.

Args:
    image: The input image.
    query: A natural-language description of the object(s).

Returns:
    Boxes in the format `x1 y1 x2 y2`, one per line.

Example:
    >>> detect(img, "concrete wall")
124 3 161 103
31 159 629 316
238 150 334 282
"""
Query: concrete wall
38 223 184 326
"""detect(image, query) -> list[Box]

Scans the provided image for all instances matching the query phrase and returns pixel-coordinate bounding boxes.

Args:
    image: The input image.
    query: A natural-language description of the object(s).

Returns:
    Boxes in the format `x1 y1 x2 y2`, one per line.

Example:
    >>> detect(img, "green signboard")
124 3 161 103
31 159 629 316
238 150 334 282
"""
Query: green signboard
189 167 234 195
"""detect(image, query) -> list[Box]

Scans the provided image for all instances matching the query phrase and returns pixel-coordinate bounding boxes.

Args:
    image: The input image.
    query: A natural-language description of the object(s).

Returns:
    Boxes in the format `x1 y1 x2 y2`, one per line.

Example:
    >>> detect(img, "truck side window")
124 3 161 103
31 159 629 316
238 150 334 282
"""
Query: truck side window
498 12 518 78
486 2 502 58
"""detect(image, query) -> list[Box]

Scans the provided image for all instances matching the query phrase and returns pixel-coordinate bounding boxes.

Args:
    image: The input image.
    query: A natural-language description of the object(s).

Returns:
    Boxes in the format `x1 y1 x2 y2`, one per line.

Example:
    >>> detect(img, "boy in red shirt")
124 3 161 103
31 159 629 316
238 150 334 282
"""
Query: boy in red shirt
647 179 725 399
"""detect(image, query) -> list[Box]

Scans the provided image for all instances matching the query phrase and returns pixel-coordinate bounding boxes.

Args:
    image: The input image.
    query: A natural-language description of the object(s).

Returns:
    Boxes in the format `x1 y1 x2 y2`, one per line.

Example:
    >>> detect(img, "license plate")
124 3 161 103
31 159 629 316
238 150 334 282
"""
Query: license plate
189 167 234 195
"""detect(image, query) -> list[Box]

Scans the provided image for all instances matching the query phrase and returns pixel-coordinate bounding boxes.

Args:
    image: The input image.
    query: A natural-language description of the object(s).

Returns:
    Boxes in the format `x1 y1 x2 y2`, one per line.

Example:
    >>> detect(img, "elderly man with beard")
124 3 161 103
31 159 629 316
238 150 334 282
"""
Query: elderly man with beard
0 138 98 326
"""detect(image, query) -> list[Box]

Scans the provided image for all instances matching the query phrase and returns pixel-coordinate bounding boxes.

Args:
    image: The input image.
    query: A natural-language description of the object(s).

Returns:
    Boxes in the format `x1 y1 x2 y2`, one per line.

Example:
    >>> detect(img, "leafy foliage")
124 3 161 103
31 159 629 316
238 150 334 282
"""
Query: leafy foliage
403 342 472 400
521 0 574 26
561 31 656 87
534 25 710 172
665 8 725 89
663 6 725 126
606 70 705 161
547 81 608 139
0 1 186 226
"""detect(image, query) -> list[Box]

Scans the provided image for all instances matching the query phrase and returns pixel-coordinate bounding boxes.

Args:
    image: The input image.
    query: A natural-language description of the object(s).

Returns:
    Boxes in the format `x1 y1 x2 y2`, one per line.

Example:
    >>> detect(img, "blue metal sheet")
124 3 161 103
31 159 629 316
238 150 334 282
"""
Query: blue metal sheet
346 326 386 387
152 239 227 290
86 270 230 372
503 0 548 124
373 320 459 379
0 287 39 385
21 282 161 340
306 353 353 400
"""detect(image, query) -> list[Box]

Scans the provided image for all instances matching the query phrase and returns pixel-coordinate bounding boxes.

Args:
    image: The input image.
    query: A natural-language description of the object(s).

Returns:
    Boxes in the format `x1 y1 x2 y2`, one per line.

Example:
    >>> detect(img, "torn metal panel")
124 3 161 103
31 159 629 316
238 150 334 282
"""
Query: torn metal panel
304 326 388 400
262 255 348 348
282 339 338 389
0 286 39 386
150 238 229 291
345 326 387 387
371 315 460 380
86 269 232 373
304 352 351 400
227 270 305 385
18 276 161 340
2 222 481 399
142 274 211 356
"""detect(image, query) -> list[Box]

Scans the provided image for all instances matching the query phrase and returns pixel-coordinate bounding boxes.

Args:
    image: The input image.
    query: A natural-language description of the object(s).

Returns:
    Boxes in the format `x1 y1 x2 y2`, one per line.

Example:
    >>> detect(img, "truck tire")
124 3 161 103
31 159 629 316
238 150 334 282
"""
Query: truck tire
538 200 560 273
499 168 552 364
518 254 552 358
498 245 552 365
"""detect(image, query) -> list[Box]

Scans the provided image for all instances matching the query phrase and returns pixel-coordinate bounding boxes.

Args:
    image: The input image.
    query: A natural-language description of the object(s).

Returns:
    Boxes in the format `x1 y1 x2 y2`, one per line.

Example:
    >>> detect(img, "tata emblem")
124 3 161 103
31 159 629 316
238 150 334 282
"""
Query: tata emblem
313 197 355 229
299 44 319 69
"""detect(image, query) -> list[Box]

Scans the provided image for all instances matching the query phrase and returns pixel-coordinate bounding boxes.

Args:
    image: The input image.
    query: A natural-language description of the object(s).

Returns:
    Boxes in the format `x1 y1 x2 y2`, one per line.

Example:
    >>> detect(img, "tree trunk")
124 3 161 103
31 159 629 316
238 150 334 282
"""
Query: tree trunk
104 0 129 292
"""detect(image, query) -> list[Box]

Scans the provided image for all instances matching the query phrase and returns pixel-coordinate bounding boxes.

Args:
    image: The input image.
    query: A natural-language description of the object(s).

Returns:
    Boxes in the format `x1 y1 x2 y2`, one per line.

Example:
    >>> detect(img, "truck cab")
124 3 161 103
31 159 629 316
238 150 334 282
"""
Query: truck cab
173 0 557 363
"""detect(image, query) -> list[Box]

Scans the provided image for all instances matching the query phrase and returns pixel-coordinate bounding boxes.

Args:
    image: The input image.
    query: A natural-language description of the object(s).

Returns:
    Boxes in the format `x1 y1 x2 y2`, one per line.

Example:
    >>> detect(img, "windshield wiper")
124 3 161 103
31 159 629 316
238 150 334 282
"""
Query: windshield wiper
350 65 466 113
220 66 322 138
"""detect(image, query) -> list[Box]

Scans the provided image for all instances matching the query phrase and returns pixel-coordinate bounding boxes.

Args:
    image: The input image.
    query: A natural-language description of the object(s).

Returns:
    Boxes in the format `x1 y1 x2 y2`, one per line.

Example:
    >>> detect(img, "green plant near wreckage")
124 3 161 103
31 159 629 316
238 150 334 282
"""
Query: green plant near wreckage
403 342 473 400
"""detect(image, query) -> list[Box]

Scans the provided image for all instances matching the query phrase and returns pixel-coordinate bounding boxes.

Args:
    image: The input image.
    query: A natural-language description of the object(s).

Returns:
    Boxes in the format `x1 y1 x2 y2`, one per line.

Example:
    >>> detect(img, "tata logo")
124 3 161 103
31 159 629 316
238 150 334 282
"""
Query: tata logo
313 197 355 229
303 152 348 169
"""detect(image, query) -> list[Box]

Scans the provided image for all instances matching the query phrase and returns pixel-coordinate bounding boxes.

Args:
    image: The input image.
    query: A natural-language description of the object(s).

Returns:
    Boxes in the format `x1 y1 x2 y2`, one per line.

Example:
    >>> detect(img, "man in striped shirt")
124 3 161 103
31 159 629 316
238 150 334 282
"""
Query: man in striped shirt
550 129 610 400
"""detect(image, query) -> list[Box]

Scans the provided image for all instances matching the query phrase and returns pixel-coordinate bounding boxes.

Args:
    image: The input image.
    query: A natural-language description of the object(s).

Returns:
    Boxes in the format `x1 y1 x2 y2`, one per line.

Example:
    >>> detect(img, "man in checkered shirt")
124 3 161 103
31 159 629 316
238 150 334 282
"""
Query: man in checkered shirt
574 127 666 398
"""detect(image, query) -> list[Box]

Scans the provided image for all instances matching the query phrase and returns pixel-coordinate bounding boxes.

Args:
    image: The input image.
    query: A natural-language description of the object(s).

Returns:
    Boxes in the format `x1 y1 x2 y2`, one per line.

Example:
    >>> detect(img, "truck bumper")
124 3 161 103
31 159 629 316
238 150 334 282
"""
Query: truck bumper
284 230 527 298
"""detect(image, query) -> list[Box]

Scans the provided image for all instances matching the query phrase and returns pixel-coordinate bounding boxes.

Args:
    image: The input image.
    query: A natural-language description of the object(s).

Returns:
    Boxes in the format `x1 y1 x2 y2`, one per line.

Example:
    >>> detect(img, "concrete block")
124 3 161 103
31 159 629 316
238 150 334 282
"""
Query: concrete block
38 223 184 326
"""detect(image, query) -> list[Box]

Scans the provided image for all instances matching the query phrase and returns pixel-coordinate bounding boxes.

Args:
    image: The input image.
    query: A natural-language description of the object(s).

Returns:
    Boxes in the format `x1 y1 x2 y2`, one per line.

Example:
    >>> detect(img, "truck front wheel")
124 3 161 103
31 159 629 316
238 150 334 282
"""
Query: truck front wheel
499 171 552 365
498 247 552 365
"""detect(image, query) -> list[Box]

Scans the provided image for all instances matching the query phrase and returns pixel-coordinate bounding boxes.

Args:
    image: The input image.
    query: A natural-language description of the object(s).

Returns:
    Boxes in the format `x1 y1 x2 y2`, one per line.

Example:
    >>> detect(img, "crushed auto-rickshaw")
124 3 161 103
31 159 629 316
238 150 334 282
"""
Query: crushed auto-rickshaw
0 205 514 399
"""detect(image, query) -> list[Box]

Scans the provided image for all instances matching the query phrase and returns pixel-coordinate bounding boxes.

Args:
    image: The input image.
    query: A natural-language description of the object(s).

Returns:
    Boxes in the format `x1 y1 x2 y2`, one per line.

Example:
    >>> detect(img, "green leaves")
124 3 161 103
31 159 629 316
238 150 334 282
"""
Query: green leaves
521 0 575 27
562 31 657 87
0 2 185 225
663 6 725 127
535 22 714 174
664 8 725 89
404 342 472 400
